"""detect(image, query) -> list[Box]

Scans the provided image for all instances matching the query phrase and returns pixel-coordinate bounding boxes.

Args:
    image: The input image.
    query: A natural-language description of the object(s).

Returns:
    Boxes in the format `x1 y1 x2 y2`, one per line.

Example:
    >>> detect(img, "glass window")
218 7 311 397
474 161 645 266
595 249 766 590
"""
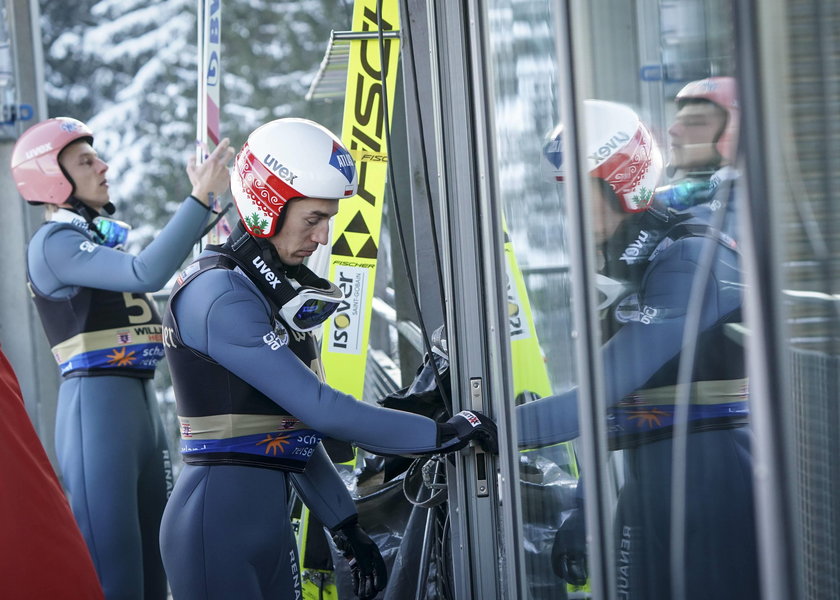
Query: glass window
484 2 581 598
774 1 840 596
485 1 757 599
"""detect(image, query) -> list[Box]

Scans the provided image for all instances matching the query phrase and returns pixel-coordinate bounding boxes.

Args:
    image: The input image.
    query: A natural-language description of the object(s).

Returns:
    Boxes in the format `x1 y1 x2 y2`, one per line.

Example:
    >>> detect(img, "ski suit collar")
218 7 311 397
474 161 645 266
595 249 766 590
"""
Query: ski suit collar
50 207 94 231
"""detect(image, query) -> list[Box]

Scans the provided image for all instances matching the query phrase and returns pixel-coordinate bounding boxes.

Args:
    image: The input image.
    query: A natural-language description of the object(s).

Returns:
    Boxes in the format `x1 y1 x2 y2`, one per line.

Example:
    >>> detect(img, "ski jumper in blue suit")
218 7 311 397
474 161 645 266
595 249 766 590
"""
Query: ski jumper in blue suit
517 187 759 600
27 200 211 600
159 232 475 600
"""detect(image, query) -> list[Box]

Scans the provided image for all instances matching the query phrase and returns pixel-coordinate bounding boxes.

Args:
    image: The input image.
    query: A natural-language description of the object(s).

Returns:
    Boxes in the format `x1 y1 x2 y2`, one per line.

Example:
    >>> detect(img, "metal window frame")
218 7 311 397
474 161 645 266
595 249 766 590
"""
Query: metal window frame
552 2 619 599
733 1 804 598
410 0 527 597
433 0 507 596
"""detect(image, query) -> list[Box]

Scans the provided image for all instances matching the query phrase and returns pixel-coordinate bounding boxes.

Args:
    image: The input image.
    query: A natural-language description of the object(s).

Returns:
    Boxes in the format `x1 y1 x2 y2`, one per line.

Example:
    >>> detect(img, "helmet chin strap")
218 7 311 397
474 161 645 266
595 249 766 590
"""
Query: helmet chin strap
228 221 296 275
66 196 103 225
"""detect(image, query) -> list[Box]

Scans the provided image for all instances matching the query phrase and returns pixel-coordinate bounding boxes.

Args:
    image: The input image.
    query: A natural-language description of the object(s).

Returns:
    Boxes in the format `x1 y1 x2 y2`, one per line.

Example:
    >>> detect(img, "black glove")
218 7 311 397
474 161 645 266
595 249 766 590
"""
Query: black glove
551 507 588 587
437 410 499 454
332 518 387 600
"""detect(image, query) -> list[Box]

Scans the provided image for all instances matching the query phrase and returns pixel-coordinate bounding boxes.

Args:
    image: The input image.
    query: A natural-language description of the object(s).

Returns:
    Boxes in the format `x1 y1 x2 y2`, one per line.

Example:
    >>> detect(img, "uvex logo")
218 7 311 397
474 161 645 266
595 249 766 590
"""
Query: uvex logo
252 256 281 289
589 131 630 164
619 230 651 263
25 142 52 160
263 154 298 185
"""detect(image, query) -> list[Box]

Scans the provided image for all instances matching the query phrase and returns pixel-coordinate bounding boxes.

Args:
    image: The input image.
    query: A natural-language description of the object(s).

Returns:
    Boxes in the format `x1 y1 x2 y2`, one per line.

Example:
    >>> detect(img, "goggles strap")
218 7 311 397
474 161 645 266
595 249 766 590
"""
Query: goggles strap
208 233 320 317
285 262 332 291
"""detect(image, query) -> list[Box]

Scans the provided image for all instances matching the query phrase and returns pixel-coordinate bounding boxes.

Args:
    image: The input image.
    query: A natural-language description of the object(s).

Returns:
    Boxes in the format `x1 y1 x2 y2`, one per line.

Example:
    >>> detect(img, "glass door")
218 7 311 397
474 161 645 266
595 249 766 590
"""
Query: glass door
480 1 761 599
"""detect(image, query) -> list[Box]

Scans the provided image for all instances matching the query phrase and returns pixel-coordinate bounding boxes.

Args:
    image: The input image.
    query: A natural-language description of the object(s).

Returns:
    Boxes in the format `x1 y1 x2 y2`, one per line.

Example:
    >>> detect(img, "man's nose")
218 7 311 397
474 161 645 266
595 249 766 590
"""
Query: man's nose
97 158 109 174
668 121 682 138
313 222 330 245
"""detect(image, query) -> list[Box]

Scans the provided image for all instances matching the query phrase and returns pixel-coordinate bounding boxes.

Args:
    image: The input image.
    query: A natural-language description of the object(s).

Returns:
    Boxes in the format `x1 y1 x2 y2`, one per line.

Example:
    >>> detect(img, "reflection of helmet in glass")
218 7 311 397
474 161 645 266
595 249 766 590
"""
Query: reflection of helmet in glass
10 117 95 205
230 118 358 238
543 100 664 213
675 76 739 165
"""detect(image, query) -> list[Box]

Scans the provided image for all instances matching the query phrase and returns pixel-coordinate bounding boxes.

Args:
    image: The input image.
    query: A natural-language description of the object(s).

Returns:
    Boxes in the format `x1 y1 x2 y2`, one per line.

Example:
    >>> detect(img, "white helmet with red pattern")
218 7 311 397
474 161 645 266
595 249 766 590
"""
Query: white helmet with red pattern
675 76 739 165
230 118 358 238
543 100 664 212
10 117 94 205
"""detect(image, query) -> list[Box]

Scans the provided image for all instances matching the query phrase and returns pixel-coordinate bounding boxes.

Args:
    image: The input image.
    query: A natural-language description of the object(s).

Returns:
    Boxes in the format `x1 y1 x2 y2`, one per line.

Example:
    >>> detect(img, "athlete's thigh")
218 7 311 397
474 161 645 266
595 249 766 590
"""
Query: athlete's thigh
56 376 156 596
614 443 672 600
58 376 152 504
162 464 301 599
135 382 171 600
683 428 759 600
56 378 142 534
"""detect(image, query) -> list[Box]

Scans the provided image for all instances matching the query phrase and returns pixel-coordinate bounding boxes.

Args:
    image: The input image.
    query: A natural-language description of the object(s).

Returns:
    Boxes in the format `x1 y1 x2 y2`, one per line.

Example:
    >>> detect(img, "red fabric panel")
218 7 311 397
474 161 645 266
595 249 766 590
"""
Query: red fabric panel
0 348 103 599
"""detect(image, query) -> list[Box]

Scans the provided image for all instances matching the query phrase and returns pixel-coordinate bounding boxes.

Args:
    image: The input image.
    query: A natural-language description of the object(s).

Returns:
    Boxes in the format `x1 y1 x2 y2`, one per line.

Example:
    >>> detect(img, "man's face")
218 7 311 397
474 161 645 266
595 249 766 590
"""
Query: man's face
58 141 110 209
591 179 627 246
270 197 340 265
668 101 727 171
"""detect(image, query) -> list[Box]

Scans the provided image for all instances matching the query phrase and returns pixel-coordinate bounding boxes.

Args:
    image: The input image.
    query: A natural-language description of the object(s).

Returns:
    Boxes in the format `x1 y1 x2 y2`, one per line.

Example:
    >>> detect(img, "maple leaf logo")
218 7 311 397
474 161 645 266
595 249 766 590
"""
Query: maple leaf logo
106 347 136 367
256 433 293 455
626 407 669 429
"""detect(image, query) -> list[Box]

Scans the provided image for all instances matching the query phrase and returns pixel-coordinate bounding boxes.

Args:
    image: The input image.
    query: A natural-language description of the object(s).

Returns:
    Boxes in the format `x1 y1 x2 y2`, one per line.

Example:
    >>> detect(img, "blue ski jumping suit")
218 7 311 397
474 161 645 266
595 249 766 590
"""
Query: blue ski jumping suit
517 187 759 600
160 234 466 599
27 199 211 599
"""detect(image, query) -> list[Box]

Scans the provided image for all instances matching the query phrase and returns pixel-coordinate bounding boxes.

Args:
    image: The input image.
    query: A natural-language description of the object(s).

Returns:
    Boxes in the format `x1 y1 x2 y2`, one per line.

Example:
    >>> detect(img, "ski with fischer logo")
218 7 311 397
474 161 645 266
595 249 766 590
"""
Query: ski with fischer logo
298 2 401 598
503 217 579 471
320 0 400 406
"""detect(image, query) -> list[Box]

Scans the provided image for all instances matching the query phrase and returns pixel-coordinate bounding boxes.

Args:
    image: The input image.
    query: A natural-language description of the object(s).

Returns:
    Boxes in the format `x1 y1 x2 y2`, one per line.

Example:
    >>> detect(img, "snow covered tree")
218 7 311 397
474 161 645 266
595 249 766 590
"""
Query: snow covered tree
40 0 351 246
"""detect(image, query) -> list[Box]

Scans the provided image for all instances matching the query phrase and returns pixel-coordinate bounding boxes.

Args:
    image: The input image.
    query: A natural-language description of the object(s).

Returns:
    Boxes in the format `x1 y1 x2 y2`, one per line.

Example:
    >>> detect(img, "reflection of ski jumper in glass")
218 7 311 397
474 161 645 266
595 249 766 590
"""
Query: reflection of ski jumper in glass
160 248 471 598
26 200 211 599
517 195 759 600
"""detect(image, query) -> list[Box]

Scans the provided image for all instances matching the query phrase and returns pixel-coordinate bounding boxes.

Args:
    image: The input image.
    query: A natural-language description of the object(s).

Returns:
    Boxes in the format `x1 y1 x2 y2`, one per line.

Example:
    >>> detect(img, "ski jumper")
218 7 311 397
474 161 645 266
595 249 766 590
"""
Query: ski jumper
159 239 463 600
0 346 104 600
517 193 759 600
26 199 211 600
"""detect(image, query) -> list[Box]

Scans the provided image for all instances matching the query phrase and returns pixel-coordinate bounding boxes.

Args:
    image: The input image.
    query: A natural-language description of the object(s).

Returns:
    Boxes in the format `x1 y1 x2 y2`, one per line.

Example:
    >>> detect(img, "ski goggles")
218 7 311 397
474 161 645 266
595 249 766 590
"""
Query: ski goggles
655 178 714 211
93 217 131 249
279 280 344 333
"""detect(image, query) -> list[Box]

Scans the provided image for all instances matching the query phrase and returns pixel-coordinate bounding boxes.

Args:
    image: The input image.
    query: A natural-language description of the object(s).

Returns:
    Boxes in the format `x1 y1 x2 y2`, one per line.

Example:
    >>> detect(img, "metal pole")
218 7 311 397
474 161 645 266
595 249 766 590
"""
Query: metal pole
0 0 59 465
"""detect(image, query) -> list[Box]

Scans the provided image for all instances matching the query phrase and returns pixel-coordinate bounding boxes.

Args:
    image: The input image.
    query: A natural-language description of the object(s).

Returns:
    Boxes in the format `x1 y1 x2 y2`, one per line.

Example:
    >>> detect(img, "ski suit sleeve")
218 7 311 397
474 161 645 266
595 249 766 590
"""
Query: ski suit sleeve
288 443 357 530
172 268 447 456
29 198 210 297
516 236 742 448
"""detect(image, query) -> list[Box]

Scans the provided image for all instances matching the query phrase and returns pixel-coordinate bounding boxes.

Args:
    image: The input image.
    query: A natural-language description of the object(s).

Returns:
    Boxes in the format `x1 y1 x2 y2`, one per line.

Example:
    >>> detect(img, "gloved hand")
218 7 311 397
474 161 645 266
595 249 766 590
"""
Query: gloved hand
332 518 387 600
437 410 499 454
551 507 588 587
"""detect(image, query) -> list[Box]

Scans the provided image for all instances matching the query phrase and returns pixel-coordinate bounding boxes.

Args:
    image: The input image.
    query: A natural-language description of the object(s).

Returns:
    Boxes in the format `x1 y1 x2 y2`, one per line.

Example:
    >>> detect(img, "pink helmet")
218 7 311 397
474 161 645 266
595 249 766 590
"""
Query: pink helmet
230 118 358 238
10 117 94 205
543 99 664 212
675 76 739 164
